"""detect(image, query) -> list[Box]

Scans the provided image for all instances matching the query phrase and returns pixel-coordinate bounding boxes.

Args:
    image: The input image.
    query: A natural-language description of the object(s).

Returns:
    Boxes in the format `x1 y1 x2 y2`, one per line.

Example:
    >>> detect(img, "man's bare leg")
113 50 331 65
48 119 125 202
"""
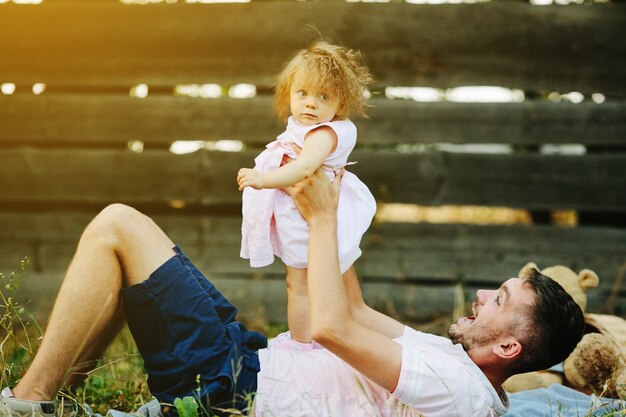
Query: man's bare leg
12 204 177 401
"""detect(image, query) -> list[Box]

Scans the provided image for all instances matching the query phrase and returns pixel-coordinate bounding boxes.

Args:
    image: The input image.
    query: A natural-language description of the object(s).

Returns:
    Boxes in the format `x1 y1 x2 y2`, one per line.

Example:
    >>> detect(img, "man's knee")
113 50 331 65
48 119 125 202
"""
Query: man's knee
85 204 144 243
98 203 140 222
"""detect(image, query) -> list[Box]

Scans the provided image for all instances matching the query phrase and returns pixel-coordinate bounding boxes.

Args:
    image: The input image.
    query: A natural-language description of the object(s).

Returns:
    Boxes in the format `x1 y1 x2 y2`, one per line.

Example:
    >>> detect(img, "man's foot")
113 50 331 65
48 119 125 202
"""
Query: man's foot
0 388 56 417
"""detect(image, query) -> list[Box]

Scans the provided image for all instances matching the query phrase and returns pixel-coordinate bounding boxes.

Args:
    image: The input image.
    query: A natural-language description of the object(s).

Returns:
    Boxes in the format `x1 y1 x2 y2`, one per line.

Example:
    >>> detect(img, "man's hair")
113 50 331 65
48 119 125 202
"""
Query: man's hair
274 40 374 121
511 268 585 374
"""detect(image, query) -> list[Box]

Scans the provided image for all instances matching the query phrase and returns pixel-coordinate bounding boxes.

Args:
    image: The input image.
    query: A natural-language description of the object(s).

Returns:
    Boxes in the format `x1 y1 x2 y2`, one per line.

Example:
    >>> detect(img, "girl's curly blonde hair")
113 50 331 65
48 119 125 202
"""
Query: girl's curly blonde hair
274 40 374 121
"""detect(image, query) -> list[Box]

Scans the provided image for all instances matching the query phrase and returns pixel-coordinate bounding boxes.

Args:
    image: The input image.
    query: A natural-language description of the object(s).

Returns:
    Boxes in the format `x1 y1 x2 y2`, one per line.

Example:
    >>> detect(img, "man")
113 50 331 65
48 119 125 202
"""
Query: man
1 170 584 417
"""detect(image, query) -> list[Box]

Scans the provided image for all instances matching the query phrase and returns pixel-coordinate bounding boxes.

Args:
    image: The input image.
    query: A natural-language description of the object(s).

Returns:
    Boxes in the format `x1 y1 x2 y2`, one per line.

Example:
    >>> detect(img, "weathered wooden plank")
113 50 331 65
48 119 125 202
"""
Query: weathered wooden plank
1 212 624 293
1 148 625 211
13 270 624 325
1 95 625 147
0 149 205 206
13 270 622 325
356 151 626 211
0 3 624 92
0 212 626 322
11 270 461 325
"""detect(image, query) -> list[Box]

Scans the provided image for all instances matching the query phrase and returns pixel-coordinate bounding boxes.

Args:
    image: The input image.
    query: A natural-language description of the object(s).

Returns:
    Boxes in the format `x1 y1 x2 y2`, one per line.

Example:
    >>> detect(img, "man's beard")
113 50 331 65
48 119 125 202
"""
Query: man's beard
448 321 501 352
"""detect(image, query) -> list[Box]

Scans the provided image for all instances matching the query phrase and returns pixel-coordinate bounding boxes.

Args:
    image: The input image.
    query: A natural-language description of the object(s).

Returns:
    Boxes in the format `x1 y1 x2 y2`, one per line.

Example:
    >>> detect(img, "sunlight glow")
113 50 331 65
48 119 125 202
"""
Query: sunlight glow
540 144 586 155
565 92 584 104
213 139 244 152
128 140 145 153
169 199 186 209
1 84 16 95
186 0 250 3
170 141 205 155
385 87 442 102
170 140 244 155
129 84 149 98
547 92 562 103
376 203 532 225
548 91 586 104
434 144 512 154
119 0 250 3
447 86 524 103
385 86 527 103
530 0 587 4
346 0 390 3
592 93 606 104
228 84 256 99
120 0 178 4
406 0 483 4
32 83 46 95
175 84 222 99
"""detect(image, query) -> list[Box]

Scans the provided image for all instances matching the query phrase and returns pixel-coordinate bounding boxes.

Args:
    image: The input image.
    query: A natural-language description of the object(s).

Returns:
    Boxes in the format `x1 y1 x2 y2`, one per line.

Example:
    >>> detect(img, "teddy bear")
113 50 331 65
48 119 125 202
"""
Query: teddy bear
564 332 626 399
502 262 600 393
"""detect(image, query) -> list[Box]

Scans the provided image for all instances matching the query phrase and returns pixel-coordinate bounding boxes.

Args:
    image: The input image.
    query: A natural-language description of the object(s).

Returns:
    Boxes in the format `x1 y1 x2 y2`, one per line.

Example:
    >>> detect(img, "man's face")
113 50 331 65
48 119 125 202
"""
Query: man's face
448 278 535 352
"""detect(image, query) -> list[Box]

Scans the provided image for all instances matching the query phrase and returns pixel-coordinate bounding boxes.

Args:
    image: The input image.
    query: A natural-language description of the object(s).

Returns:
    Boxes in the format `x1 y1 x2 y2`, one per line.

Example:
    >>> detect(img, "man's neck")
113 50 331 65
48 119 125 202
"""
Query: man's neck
479 365 508 391
469 350 510 391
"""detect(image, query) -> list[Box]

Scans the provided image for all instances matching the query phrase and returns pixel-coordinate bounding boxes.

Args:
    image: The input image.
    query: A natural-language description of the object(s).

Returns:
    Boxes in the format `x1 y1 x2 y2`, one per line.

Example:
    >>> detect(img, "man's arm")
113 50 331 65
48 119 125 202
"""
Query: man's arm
343 266 405 339
276 143 405 340
287 169 403 392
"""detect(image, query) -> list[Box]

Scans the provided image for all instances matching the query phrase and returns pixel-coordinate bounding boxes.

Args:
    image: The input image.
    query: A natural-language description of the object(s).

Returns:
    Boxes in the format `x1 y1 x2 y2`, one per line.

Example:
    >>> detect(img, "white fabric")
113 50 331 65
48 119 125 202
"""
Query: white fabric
392 327 509 417
240 117 376 273
255 327 509 417
0 387 57 417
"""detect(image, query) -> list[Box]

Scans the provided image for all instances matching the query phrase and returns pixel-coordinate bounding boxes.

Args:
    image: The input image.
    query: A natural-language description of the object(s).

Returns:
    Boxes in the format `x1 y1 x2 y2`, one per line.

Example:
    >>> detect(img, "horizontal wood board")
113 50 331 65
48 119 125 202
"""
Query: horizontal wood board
1 212 624 321
13 273 462 325
1 149 625 211
1 95 625 147
1 3 625 92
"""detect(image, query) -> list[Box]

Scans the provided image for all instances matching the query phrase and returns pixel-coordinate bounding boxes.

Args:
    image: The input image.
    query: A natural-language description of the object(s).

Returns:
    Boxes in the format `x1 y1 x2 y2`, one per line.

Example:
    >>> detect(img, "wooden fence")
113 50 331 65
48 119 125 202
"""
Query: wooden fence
1 1 625 324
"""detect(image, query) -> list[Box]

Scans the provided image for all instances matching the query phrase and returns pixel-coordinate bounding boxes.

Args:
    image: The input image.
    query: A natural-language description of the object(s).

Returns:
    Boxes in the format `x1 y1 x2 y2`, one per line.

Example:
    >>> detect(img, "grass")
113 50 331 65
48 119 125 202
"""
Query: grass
0 259 281 416
1 261 625 417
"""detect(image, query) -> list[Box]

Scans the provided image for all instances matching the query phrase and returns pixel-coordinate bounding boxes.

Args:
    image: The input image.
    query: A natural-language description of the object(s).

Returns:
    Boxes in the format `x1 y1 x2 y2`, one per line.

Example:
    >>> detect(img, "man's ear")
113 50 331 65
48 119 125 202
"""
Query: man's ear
493 339 522 360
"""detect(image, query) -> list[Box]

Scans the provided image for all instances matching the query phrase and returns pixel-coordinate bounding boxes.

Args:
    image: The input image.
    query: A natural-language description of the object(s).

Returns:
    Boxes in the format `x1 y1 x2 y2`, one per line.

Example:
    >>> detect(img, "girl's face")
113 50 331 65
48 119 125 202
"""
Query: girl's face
289 72 340 126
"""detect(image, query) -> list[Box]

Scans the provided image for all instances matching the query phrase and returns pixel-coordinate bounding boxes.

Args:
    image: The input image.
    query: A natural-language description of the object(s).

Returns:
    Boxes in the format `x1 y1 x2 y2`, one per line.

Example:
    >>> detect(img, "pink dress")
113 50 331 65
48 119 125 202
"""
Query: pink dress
240 117 376 273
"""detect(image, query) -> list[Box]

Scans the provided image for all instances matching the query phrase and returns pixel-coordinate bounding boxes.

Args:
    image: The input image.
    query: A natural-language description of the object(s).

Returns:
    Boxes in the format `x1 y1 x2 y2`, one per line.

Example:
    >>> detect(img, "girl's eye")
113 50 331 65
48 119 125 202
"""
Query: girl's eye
297 90 306 97
320 94 327 101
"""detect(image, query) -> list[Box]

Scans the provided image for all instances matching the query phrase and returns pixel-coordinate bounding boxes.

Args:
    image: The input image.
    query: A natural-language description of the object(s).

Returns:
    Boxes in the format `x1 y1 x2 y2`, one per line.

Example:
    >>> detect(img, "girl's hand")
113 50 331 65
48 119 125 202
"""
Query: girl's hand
237 168 265 191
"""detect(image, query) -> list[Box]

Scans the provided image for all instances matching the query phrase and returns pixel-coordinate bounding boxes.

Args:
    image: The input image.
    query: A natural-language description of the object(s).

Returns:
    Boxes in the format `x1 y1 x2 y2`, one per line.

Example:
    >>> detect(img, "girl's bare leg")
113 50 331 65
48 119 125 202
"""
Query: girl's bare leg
285 266 311 343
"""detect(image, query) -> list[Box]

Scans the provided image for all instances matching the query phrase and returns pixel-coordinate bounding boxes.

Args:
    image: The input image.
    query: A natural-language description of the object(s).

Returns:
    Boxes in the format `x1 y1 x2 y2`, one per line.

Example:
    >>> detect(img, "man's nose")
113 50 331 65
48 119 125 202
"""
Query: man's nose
476 289 494 304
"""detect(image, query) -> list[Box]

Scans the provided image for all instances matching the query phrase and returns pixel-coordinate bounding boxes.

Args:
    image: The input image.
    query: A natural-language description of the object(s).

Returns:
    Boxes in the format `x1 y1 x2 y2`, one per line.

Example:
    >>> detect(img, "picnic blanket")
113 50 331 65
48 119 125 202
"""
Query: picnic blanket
504 384 625 417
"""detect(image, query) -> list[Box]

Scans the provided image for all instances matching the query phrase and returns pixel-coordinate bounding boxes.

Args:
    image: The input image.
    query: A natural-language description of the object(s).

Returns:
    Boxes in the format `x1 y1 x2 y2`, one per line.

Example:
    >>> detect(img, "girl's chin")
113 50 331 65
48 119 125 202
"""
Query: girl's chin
294 118 316 126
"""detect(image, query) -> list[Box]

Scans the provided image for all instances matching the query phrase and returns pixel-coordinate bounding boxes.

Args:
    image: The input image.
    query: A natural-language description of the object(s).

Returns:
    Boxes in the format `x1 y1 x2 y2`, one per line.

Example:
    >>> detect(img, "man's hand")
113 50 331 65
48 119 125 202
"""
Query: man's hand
283 168 343 224
237 168 264 191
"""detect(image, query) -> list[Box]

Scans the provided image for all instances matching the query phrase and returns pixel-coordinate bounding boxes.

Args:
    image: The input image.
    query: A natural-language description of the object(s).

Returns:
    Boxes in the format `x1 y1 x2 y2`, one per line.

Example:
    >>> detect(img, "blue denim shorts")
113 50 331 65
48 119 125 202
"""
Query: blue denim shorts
122 246 267 416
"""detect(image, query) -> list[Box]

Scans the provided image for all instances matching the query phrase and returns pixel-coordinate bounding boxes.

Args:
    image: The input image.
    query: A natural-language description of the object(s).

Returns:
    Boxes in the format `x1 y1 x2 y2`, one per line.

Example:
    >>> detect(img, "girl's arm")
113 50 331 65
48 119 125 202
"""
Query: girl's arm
237 126 337 190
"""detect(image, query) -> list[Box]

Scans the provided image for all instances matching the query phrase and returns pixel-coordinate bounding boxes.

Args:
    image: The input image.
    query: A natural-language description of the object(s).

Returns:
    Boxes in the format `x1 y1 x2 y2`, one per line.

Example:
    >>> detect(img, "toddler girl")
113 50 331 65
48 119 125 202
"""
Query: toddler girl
237 41 376 343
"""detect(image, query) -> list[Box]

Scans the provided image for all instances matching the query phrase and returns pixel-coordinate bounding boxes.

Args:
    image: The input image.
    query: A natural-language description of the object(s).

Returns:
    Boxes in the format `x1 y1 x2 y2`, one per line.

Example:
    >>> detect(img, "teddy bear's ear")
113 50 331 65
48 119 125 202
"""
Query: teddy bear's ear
519 262 538 278
578 269 600 290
